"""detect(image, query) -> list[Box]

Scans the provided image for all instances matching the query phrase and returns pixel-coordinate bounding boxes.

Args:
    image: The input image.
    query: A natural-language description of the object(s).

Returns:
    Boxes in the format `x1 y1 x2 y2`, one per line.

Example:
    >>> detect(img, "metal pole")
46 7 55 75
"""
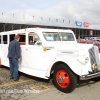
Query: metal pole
13 14 14 23
4 24 5 31
2 12 3 22
56 19 58 22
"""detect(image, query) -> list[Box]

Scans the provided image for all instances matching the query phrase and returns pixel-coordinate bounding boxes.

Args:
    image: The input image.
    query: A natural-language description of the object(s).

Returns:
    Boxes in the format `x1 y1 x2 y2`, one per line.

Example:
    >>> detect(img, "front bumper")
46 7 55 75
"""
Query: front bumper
80 71 100 80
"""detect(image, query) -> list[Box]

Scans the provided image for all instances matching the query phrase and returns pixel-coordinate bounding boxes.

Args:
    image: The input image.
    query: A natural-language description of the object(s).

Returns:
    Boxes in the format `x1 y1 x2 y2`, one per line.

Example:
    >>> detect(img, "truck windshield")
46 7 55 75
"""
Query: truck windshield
43 32 75 41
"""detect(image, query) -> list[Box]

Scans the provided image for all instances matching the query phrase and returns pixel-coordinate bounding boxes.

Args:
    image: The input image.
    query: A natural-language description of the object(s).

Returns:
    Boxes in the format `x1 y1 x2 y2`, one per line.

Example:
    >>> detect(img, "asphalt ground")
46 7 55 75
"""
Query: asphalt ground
0 66 100 100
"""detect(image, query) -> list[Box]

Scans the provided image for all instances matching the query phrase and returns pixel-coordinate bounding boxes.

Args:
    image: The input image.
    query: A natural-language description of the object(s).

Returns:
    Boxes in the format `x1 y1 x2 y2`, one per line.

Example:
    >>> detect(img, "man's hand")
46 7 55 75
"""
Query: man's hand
18 58 20 62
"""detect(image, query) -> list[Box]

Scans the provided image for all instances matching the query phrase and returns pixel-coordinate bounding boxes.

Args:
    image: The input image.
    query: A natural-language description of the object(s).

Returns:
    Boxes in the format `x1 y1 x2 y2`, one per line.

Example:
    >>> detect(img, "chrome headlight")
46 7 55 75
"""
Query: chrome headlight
85 57 89 63
77 56 89 64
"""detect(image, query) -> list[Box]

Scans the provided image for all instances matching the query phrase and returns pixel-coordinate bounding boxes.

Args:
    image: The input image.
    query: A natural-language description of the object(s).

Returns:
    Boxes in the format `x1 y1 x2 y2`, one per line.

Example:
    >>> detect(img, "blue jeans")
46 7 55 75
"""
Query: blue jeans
9 58 19 80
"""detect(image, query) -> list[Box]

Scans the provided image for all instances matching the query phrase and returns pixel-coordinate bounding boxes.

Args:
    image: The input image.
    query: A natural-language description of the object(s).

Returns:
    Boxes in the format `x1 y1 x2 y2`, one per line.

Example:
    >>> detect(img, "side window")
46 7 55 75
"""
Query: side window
19 33 26 45
9 33 26 45
9 34 15 42
2 35 7 44
28 32 40 45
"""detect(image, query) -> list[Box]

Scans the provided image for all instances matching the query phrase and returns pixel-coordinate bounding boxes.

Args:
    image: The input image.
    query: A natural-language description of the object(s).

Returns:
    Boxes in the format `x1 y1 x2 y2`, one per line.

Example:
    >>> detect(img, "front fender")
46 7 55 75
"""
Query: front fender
45 55 82 78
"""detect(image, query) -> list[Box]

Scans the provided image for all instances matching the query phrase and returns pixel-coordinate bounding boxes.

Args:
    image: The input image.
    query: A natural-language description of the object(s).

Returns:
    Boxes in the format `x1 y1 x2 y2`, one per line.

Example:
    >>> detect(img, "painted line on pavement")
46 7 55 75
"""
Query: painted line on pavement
30 85 49 92
0 68 7 71
0 79 32 88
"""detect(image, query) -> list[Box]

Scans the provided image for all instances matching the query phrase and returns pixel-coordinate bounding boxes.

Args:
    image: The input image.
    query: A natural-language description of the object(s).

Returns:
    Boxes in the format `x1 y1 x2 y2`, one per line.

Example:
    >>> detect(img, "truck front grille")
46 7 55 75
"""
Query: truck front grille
89 45 100 71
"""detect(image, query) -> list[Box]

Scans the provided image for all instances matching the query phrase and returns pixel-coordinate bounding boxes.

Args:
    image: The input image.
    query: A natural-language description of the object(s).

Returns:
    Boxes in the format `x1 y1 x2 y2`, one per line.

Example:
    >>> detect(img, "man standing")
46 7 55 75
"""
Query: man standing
7 34 21 81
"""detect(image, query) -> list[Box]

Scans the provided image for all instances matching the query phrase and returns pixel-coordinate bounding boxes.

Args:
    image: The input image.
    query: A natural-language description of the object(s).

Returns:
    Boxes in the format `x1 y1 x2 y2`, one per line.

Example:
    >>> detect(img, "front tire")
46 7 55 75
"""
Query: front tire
53 64 77 93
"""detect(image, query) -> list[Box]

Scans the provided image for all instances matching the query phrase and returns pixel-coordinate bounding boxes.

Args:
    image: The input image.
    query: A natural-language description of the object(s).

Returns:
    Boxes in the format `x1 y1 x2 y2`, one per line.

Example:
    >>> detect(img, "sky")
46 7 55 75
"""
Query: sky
0 0 100 29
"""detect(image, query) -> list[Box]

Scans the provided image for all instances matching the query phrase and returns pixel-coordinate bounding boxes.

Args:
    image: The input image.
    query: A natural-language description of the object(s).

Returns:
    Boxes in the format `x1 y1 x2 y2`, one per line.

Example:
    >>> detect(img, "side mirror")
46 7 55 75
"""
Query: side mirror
37 41 42 45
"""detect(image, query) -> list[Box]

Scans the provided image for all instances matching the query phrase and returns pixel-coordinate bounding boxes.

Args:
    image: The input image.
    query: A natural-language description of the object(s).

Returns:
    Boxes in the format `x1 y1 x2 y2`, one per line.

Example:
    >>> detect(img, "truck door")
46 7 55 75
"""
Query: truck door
26 32 45 70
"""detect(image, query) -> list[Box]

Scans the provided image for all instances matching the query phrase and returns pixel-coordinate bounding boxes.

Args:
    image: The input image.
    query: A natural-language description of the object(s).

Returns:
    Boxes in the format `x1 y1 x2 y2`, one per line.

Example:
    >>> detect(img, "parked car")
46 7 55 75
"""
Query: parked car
77 39 100 53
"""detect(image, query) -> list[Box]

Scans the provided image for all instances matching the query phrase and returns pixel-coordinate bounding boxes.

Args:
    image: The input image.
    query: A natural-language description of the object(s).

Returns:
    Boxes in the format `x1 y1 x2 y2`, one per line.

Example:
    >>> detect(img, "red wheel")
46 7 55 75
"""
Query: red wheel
53 64 77 93
56 70 70 88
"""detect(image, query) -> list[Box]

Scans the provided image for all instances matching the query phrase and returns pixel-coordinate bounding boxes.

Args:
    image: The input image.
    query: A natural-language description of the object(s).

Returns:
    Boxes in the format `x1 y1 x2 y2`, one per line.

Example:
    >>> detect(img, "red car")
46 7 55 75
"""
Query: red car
77 39 100 53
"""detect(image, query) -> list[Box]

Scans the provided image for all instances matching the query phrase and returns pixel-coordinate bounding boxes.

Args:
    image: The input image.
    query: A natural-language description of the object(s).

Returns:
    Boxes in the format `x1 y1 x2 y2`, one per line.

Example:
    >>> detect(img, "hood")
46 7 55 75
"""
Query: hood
42 42 93 52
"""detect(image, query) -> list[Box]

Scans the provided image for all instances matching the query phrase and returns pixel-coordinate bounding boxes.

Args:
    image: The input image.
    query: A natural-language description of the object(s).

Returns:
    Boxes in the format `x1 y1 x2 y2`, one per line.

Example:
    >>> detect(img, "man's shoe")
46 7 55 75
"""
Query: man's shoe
10 77 13 79
14 78 19 81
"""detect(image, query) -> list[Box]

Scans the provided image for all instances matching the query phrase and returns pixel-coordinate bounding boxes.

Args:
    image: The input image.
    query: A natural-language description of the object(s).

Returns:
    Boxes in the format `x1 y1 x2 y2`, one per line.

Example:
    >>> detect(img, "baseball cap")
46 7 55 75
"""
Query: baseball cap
14 34 20 39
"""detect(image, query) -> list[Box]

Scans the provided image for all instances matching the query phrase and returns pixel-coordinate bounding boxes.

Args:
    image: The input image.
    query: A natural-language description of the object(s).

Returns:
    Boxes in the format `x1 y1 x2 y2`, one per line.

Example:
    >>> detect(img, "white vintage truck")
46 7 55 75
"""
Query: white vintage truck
0 28 100 93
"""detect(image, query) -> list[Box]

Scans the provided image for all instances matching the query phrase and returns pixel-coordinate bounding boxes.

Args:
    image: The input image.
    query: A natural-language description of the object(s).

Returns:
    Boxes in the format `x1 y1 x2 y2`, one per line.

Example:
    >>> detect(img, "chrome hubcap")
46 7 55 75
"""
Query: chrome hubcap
58 76 64 83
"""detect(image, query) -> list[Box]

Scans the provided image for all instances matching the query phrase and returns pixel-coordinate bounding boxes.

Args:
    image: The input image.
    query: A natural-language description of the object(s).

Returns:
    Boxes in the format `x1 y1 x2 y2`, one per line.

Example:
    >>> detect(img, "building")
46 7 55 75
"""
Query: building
0 22 100 39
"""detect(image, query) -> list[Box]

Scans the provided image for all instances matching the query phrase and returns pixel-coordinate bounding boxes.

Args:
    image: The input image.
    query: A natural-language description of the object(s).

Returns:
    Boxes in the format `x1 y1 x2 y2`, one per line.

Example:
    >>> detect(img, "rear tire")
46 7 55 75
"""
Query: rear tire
53 64 77 93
